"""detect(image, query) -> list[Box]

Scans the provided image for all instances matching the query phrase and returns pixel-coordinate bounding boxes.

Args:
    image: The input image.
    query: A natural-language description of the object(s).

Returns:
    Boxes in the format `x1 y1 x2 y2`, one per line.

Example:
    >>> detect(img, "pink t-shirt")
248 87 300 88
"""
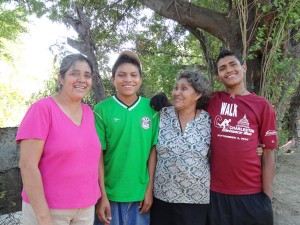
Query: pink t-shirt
207 92 278 195
16 97 101 209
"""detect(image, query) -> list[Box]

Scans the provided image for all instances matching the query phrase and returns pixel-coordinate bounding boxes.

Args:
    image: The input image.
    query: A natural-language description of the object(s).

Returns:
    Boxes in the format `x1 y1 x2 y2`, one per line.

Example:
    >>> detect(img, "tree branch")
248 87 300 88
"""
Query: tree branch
138 0 231 43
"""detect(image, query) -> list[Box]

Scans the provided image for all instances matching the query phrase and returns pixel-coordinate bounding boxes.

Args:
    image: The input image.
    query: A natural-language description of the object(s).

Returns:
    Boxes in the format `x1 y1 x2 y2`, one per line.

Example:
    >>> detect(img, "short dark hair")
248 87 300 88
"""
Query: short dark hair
216 49 244 66
112 51 142 78
176 70 211 109
59 54 94 79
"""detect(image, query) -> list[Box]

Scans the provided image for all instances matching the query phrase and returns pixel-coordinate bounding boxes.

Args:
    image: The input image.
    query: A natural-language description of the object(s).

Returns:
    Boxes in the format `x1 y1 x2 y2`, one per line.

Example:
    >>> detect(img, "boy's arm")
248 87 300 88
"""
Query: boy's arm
262 149 275 199
139 146 157 214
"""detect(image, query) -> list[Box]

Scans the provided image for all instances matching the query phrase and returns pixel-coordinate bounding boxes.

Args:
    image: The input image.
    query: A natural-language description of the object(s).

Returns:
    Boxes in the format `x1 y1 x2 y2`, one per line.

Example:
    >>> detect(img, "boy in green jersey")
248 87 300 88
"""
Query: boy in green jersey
94 50 159 225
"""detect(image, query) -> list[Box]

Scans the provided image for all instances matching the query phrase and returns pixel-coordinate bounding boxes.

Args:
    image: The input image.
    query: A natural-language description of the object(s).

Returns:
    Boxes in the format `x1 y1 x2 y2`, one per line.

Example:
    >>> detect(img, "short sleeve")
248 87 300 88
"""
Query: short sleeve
94 105 106 150
16 99 51 142
259 101 278 149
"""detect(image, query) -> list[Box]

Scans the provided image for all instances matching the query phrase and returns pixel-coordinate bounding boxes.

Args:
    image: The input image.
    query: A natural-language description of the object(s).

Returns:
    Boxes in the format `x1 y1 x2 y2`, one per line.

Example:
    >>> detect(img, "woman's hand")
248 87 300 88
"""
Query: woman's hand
257 143 265 156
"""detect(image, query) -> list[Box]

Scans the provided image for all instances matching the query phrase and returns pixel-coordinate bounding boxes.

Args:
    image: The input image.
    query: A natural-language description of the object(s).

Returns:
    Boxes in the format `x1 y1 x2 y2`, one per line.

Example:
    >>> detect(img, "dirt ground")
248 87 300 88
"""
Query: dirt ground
273 147 300 225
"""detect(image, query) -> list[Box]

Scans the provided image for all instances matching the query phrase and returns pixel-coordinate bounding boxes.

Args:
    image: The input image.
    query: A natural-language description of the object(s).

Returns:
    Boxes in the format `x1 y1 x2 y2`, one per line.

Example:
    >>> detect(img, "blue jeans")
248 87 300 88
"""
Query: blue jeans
94 201 150 225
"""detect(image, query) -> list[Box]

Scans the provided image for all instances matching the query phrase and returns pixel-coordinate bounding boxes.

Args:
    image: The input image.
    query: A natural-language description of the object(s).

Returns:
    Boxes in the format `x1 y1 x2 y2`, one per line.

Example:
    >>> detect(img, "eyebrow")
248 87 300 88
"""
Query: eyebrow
218 60 238 68
116 71 139 75
70 69 92 74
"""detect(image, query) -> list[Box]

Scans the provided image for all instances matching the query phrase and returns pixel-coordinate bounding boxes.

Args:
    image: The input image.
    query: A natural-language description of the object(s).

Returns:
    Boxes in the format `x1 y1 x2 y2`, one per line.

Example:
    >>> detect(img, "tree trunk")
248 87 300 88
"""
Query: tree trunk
287 30 300 145
65 5 106 103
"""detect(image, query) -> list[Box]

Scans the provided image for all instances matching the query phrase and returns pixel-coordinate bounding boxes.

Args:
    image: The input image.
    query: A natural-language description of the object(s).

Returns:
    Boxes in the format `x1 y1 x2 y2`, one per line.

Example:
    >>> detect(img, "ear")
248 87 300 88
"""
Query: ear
110 77 115 85
58 74 63 84
195 93 202 101
242 63 247 73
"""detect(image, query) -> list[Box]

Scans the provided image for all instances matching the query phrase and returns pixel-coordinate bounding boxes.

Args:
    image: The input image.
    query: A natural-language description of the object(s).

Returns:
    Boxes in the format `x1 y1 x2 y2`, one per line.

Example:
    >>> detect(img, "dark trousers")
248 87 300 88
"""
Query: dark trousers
207 191 273 225
150 197 208 225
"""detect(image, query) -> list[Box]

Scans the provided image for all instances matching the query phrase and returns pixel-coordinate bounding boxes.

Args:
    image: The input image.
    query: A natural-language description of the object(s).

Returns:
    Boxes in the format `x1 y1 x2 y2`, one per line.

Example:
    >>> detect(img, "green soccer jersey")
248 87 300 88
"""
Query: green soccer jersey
94 96 159 202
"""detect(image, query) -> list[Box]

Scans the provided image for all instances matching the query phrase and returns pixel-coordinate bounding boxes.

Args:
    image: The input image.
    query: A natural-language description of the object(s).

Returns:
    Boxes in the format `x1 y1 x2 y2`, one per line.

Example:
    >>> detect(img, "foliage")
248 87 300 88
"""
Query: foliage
11 0 224 97
28 75 57 105
247 0 300 143
192 0 227 13
133 13 222 98
102 76 116 98
212 0 300 144
258 0 300 96
4 0 300 142
278 111 293 147
135 16 188 97
18 0 146 74
0 3 28 61
28 67 114 108
0 82 26 127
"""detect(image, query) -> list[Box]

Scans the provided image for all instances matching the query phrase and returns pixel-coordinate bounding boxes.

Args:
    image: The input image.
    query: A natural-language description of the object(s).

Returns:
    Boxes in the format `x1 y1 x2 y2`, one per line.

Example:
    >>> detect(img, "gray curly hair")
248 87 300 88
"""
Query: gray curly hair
176 70 211 109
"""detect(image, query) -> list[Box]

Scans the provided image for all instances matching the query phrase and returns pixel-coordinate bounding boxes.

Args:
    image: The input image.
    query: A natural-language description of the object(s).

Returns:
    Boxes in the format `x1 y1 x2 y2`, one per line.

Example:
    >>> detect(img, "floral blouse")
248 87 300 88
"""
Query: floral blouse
154 106 211 204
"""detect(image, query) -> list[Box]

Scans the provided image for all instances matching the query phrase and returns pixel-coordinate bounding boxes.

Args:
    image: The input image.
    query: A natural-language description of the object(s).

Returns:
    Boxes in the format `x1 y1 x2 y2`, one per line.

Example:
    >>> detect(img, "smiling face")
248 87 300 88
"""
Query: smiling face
59 60 92 101
217 55 246 89
112 62 142 104
172 78 201 111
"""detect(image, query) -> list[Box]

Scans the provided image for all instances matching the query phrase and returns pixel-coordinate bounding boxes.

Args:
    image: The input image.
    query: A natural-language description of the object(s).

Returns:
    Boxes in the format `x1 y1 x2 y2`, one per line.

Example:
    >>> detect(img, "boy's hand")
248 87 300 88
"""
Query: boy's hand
150 92 171 111
96 196 112 225
139 185 153 214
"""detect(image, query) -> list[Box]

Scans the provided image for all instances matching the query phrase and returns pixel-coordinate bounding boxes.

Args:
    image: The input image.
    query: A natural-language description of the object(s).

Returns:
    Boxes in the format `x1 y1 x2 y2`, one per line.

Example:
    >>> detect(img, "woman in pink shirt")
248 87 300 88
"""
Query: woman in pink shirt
17 54 101 225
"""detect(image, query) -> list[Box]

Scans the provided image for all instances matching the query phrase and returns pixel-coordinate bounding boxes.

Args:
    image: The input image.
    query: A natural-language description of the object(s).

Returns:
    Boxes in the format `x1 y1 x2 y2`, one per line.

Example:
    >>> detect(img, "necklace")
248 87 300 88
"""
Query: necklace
177 109 197 133
225 88 246 98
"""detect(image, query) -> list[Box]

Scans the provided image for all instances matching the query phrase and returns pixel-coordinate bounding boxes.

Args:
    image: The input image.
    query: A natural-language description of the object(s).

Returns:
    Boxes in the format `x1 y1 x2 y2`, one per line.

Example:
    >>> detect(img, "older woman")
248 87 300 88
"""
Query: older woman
17 54 101 225
150 70 211 225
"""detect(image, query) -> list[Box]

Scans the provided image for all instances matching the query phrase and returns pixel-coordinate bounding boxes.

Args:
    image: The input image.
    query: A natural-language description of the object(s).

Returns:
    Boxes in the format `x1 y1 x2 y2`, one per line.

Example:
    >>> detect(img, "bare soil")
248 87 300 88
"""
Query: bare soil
273 147 300 225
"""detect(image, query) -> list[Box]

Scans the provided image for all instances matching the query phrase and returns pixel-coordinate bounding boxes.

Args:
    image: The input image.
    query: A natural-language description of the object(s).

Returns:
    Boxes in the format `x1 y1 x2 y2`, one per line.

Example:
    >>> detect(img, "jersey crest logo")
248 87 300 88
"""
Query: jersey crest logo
141 117 151 129
113 118 120 123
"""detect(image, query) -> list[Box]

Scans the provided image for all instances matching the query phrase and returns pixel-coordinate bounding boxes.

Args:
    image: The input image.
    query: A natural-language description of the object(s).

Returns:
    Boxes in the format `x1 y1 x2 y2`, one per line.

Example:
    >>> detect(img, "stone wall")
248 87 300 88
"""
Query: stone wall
0 127 19 171
296 111 300 146
0 127 22 214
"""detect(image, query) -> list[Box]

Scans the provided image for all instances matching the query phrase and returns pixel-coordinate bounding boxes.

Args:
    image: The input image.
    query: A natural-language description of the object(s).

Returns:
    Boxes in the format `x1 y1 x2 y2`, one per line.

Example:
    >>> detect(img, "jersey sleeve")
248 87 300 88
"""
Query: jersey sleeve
259 101 278 149
151 110 160 146
16 99 51 142
94 105 107 150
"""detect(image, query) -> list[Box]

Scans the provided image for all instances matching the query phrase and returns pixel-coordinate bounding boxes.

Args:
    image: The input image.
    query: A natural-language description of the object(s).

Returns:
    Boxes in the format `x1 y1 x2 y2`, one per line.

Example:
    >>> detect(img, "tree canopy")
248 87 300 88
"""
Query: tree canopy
1 0 300 144
0 2 28 61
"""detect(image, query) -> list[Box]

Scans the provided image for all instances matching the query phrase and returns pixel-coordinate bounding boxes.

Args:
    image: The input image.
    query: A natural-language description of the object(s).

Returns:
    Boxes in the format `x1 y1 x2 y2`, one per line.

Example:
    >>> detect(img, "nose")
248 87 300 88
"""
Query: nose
77 74 87 82
172 89 179 96
226 65 234 73
123 74 133 82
